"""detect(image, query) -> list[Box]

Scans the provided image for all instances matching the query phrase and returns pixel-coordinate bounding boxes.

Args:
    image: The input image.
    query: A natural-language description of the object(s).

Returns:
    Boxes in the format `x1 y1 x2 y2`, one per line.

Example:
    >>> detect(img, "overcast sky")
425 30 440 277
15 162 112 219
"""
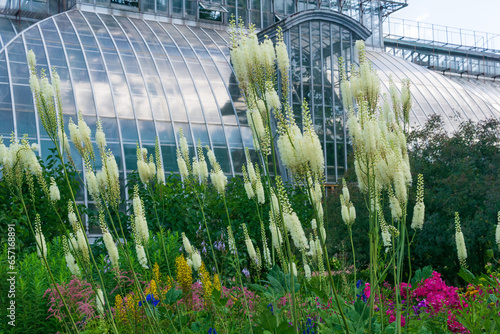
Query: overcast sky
391 0 500 34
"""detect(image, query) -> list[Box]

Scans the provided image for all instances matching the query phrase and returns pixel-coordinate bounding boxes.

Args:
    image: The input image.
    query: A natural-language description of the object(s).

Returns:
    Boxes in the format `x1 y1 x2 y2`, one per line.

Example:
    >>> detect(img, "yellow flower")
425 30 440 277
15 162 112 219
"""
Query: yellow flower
175 255 192 294
153 262 161 283
115 294 126 322
213 274 221 292
199 262 213 298
146 279 159 299
124 292 141 323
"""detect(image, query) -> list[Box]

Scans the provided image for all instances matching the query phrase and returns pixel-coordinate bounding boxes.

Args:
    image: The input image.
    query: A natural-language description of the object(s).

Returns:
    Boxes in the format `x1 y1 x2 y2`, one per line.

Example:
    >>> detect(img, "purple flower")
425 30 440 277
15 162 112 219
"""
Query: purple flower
214 240 225 252
242 268 250 278
208 328 217 334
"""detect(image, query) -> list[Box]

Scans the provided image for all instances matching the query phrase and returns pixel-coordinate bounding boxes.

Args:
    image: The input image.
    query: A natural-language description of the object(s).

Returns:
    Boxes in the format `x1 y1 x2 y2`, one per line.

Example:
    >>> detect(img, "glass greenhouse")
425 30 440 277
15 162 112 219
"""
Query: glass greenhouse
0 0 498 203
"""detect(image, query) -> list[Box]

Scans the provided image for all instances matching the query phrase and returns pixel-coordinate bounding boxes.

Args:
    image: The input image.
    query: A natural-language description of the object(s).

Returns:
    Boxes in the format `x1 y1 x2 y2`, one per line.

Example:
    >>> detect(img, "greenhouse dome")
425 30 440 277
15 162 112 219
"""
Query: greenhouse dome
0 0 498 199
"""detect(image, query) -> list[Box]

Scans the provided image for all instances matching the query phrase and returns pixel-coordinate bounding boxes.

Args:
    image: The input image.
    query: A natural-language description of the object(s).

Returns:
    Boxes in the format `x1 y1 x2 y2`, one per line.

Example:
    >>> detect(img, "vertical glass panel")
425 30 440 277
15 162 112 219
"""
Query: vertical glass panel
231 148 245 174
337 143 345 177
240 126 254 149
107 143 123 171
311 21 322 107
208 124 225 146
173 122 193 144
100 117 120 142
224 125 243 148
124 143 138 171
0 83 13 136
213 147 231 174
161 145 178 172
120 119 139 142
191 124 210 145
139 120 156 144
301 23 311 107
156 121 175 145
39 140 54 163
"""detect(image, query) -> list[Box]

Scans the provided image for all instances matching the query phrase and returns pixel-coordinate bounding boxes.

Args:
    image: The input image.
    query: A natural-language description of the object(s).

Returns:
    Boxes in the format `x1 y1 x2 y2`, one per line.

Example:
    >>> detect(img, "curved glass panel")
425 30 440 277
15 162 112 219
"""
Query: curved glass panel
367 50 500 131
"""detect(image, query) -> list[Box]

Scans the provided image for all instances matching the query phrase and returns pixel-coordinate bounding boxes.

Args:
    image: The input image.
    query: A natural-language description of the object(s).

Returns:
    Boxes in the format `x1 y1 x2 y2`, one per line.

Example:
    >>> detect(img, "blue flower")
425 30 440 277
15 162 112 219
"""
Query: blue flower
356 279 363 288
267 303 274 315
301 317 315 334
208 328 217 334
138 293 160 307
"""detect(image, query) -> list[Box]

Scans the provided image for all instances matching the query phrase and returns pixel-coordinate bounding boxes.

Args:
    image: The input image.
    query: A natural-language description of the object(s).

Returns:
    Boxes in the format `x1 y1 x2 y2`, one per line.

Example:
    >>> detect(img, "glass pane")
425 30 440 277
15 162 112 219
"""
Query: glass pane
120 119 139 142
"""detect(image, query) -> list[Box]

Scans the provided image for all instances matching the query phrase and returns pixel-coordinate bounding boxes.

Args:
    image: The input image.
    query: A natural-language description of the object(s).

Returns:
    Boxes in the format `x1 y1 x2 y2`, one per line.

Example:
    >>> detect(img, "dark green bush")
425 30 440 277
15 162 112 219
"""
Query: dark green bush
326 116 500 284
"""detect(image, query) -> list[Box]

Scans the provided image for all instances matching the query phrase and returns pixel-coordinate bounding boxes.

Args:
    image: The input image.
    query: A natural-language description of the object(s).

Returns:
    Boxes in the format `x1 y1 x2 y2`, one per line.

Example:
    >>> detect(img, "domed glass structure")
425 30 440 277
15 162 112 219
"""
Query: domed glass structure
0 0 499 205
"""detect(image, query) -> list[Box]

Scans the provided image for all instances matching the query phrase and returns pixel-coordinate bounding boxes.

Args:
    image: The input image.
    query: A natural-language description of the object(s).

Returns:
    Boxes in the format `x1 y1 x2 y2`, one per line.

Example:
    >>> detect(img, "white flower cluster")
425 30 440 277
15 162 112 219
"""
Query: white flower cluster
192 143 209 184
67 202 90 265
86 167 100 201
191 250 202 272
96 150 120 207
242 223 258 266
307 233 323 259
227 225 237 255
136 243 148 269
411 174 425 230
343 41 412 220
277 109 325 180
63 236 81 277
155 139 165 185
99 212 119 270
49 177 60 201
242 149 265 204
454 212 467 267
68 112 94 162
182 232 193 255
76 228 90 264
229 24 292 155
289 262 297 277
246 108 269 152
304 263 311 281
96 120 107 150
28 50 63 142
340 180 356 226
137 146 157 185
181 232 202 271
133 185 149 245
207 147 227 195
0 136 42 178
96 289 105 315
381 221 392 253
389 193 402 221
176 128 190 179
34 214 47 261
284 212 309 250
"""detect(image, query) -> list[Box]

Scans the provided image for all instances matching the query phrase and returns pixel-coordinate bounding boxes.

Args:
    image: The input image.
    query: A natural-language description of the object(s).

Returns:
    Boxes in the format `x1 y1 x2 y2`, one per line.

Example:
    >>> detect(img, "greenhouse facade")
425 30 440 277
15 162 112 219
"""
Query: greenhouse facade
0 0 499 199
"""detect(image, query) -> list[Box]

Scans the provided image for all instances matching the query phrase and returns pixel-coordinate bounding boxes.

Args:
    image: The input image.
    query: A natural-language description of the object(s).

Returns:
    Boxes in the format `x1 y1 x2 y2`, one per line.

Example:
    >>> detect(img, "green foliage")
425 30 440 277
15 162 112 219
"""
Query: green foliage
0 147 80 256
326 116 500 283
0 238 70 333
408 116 500 281
129 171 313 279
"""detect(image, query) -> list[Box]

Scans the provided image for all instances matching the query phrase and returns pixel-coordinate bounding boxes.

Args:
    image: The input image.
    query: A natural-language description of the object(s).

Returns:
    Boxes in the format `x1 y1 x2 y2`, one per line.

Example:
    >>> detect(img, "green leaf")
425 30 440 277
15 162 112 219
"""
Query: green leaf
458 267 475 284
411 266 433 285
164 287 183 305
277 321 295 334
211 288 229 308
256 309 278 331
307 284 329 302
